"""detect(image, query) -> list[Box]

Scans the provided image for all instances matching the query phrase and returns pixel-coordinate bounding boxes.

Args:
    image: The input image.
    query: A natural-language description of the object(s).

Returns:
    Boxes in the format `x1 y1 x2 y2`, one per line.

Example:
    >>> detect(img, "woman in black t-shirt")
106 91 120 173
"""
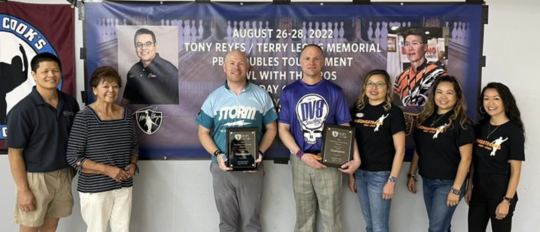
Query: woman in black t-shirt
465 82 525 232
406 76 474 232
348 69 406 232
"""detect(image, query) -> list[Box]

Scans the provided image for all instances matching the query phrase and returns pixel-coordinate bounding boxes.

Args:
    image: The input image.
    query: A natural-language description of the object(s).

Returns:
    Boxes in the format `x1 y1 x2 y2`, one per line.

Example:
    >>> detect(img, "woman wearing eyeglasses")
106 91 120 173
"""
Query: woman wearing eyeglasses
407 75 474 232
465 83 525 232
349 69 406 232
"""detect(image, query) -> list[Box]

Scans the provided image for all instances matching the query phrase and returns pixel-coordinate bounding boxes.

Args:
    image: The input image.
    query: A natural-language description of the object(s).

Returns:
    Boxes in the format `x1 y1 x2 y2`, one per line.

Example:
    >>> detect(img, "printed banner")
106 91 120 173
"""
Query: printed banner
0 2 75 149
84 2 483 159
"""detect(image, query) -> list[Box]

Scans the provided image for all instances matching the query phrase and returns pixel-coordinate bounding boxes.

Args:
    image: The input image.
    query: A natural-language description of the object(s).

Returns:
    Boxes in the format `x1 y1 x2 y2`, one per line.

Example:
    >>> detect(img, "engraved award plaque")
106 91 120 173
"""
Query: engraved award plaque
321 124 355 168
226 127 258 171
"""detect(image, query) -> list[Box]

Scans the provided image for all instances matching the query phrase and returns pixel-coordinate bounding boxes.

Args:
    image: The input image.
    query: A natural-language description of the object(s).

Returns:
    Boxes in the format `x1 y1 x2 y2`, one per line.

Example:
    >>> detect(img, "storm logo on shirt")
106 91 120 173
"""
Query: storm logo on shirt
217 105 258 121
296 94 329 144
135 107 163 135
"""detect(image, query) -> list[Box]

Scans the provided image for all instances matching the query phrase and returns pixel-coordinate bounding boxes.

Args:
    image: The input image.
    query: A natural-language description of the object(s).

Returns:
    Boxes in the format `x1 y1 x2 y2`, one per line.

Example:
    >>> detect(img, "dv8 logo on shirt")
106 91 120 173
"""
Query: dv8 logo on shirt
295 94 329 144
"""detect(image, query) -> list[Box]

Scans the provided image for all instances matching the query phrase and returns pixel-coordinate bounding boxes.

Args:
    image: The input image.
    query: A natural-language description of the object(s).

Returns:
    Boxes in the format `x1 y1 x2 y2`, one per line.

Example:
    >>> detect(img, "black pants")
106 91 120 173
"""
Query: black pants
468 197 517 232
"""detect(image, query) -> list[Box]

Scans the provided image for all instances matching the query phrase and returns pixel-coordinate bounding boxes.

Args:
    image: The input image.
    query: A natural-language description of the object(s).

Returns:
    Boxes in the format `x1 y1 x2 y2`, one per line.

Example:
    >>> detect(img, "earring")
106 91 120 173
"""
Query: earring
479 106 486 114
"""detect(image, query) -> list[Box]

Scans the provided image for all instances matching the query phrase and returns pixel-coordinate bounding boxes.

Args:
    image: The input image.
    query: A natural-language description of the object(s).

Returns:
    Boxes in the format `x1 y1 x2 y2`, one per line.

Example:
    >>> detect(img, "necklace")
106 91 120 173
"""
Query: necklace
430 112 448 127
487 124 501 139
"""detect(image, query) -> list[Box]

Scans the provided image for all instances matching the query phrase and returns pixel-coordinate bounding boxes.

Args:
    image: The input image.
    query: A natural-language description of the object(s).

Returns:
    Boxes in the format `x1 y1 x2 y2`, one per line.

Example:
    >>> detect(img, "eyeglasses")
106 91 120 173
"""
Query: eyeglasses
366 82 386 88
136 41 154 49
403 41 423 48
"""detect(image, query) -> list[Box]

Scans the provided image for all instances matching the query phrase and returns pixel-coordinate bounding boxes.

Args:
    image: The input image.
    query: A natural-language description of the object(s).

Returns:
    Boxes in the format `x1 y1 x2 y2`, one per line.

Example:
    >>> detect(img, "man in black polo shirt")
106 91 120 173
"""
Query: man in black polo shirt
122 28 179 105
6 53 79 232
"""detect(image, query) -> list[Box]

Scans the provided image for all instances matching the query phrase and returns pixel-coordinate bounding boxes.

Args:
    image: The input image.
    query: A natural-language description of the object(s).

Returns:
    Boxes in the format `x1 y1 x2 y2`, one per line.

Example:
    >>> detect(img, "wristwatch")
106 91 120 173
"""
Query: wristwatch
450 187 461 195
503 196 513 204
214 149 227 161
388 176 397 183
407 173 417 182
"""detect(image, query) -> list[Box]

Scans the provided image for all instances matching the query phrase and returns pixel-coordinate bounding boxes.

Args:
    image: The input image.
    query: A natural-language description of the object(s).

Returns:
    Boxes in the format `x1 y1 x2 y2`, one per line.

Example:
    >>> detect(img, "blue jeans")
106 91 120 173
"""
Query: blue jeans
422 178 465 232
355 170 391 232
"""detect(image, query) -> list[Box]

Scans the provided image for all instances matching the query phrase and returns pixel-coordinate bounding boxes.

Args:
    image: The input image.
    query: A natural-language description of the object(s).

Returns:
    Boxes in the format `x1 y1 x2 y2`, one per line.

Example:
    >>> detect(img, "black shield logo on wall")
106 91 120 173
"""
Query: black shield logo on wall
136 108 163 135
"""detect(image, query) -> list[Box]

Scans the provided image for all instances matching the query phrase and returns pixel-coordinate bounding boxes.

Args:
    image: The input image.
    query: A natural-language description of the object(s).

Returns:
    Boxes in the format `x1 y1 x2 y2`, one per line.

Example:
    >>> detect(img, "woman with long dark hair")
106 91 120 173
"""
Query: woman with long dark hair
407 75 474 232
349 69 406 232
465 82 524 232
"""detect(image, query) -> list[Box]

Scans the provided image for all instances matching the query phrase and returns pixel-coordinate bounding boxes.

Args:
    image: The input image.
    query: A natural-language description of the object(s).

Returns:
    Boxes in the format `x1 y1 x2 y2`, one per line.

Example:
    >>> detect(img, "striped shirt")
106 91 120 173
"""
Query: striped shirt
67 106 139 193
393 61 446 106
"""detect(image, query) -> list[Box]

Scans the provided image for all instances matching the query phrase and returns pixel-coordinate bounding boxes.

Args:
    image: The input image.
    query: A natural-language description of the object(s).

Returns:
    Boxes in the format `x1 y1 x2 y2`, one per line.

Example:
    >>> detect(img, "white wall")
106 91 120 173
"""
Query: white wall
1 0 539 231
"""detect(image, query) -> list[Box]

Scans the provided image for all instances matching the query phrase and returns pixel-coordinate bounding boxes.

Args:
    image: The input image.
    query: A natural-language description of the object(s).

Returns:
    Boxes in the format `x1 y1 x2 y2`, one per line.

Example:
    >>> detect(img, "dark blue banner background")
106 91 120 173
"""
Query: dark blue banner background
84 2 483 160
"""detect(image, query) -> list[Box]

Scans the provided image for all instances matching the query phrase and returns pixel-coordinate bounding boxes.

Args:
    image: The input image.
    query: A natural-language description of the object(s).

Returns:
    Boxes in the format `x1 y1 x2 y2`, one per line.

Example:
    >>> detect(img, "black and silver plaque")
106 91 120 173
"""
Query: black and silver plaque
226 127 258 171
320 124 355 168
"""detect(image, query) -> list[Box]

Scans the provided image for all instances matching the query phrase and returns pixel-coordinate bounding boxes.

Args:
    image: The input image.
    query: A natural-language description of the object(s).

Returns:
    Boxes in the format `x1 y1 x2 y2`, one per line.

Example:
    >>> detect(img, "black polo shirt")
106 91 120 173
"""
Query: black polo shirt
123 53 179 104
6 87 79 172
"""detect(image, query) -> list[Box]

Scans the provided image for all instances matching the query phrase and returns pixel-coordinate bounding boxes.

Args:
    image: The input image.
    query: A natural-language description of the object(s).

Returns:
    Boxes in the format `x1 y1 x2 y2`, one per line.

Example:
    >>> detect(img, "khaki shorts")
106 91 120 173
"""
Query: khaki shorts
14 167 75 227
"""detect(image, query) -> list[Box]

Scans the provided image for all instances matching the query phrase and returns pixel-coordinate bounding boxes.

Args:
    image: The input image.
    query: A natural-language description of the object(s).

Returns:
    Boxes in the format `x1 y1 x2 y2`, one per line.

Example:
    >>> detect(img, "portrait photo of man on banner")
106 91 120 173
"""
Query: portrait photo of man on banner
117 26 180 105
